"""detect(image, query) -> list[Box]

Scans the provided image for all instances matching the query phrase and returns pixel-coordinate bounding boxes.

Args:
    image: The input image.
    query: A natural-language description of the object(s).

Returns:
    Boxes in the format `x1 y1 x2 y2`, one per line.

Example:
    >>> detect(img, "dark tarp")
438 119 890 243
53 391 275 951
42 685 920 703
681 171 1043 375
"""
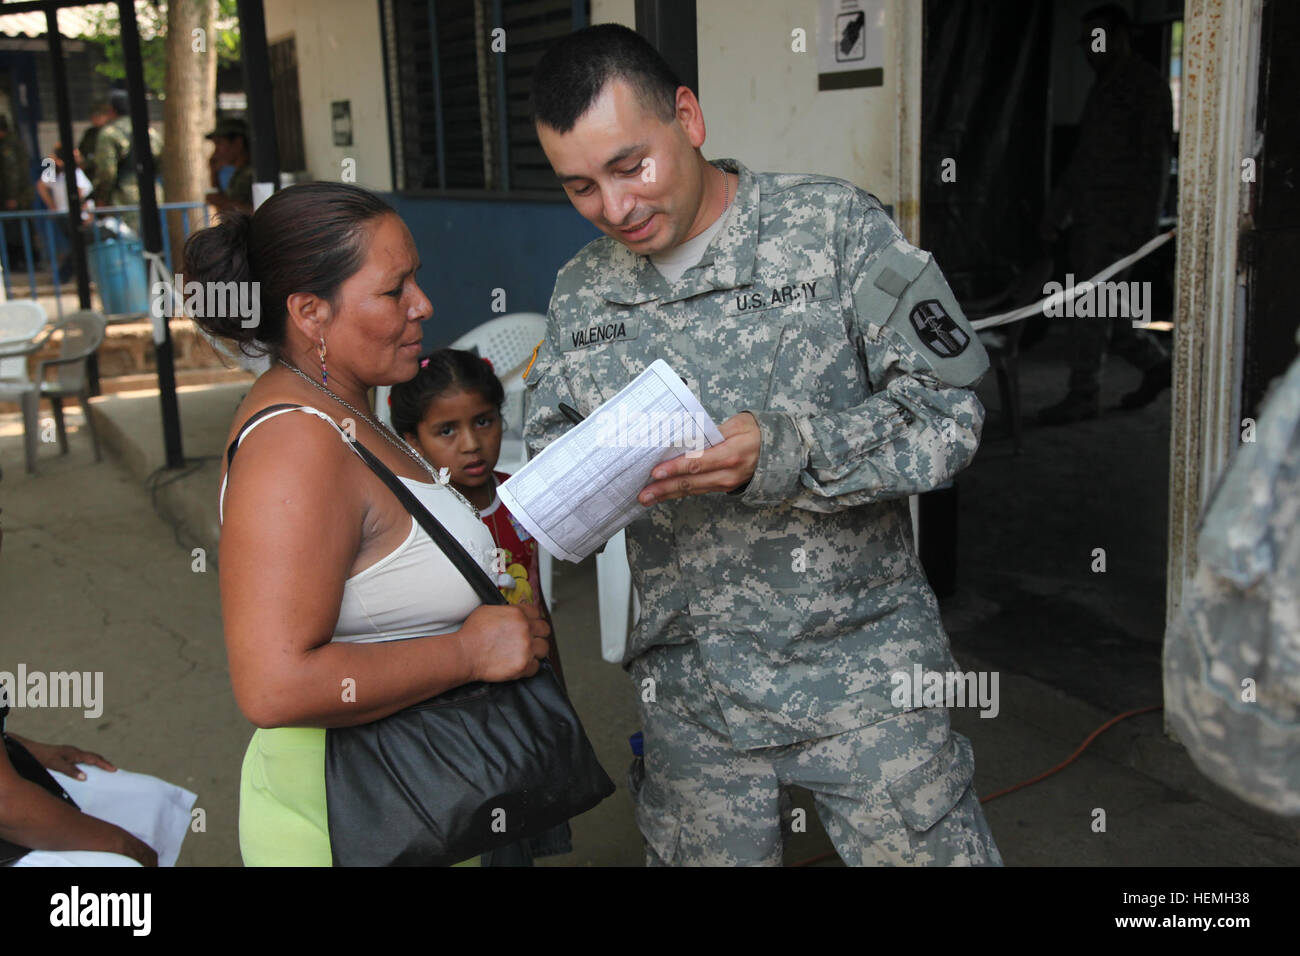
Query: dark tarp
921 0 1054 306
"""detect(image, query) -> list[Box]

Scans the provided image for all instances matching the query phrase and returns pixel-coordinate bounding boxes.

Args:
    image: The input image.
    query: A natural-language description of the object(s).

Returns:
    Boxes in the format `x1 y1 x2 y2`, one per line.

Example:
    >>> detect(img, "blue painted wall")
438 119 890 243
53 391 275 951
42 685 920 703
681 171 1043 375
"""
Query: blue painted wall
383 193 601 350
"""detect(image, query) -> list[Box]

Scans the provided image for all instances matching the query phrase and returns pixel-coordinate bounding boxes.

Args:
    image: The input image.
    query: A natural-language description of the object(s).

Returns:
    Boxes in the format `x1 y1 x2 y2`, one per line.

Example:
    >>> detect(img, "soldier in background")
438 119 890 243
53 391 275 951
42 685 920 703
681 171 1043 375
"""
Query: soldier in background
93 89 164 230
77 102 112 192
1038 4 1173 425
525 25 1000 866
205 117 253 216
0 115 35 263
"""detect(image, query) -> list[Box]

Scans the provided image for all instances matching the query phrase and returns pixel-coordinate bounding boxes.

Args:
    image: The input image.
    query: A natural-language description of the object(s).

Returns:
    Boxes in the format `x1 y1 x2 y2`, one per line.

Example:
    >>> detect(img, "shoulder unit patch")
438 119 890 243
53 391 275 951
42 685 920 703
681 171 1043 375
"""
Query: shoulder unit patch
909 299 970 358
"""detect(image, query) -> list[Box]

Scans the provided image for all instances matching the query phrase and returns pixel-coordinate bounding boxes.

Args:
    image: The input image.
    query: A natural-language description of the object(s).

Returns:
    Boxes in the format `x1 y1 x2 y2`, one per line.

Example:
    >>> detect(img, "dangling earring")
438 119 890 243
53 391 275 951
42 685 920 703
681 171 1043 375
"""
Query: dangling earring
318 337 328 386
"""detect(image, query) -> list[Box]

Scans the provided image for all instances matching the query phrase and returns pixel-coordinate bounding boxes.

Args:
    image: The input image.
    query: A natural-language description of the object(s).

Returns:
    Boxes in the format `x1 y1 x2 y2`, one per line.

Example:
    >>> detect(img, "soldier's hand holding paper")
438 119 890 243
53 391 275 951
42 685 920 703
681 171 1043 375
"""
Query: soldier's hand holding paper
638 411 760 504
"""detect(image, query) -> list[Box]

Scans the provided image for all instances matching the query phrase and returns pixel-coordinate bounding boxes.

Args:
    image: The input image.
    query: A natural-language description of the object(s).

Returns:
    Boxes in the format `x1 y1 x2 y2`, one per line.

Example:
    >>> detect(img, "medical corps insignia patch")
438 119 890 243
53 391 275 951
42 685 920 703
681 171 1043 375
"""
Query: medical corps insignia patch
909 299 969 357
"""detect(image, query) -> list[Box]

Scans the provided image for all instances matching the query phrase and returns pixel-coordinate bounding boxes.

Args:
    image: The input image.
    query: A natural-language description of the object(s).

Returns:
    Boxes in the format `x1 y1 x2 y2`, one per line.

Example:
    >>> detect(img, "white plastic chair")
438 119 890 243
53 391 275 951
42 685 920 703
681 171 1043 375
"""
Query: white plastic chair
0 301 52 474
0 309 106 473
450 312 547 476
149 251 273 381
374 312 545 439
596 529 641 663
0 300 49 380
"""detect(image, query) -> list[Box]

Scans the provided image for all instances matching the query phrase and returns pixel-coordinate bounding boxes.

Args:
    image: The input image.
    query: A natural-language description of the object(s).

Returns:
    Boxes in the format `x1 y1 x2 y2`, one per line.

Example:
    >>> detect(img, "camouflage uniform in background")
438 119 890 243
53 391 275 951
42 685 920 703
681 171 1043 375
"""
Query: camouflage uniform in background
0 128 34 257
93 114 164 226
77 123 101 185
0 129 33 207
524 158 1002 865
1164 332 1300 817
1044 52 1172 396
224 162 254 208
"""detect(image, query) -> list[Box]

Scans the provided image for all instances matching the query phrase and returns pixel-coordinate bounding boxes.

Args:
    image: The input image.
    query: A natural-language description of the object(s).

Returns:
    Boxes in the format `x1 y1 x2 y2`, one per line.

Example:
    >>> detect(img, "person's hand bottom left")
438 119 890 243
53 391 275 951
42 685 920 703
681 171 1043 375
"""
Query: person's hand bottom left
11 736 117 780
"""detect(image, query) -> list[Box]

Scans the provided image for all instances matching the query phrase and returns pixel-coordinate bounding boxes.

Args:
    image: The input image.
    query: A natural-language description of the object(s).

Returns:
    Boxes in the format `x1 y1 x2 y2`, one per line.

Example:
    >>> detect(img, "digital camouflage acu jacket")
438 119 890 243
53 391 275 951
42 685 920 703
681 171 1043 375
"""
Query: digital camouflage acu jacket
1165 333 1300 816
524 158 989 748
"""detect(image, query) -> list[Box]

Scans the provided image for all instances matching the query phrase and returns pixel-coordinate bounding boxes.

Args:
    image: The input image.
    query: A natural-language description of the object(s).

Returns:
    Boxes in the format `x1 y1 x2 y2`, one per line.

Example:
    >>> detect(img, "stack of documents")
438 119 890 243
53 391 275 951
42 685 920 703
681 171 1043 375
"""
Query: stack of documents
500 360 724 561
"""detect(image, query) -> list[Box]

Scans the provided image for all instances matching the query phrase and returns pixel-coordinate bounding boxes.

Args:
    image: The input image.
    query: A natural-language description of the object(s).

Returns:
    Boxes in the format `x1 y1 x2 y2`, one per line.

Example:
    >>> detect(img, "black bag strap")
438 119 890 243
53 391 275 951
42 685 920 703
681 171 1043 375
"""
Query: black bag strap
345 436 507 607
225 403 506 608
226 402 303 473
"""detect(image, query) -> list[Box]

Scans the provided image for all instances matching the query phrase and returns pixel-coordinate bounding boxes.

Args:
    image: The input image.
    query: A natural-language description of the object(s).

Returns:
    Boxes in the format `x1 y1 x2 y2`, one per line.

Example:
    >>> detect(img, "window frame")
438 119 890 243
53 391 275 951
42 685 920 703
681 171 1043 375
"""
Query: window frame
380 0 589 202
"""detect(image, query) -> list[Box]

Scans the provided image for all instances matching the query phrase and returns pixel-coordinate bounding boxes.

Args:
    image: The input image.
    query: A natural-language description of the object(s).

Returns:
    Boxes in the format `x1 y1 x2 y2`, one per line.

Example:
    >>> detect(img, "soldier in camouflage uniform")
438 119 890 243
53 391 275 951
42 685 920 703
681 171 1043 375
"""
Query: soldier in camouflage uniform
0 115 34 261
1039 4 1173 424
1164 327 1300 817
77 102 112 189
524 25 1001 866
205 117 253 215
93 90 164 229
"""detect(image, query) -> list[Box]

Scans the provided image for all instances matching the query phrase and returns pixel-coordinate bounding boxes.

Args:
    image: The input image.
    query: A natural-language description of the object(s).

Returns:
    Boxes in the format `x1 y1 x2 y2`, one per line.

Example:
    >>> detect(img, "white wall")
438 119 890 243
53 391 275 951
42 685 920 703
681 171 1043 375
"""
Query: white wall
697 0 899 201
264 0 392 190
262 0 904 201
590 0 902 206
591 0 635 27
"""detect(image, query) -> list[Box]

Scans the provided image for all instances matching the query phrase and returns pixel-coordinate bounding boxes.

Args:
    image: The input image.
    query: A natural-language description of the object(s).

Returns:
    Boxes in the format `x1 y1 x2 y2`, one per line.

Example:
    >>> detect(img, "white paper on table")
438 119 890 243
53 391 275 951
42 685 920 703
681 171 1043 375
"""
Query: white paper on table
44 765 197 867
12 849 141 867
499 359 725 562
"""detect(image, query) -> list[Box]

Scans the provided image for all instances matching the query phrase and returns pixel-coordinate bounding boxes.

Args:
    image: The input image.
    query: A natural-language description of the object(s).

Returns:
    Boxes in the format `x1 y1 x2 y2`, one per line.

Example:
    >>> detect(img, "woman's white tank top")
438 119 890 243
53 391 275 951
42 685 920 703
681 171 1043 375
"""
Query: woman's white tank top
219 405 495 643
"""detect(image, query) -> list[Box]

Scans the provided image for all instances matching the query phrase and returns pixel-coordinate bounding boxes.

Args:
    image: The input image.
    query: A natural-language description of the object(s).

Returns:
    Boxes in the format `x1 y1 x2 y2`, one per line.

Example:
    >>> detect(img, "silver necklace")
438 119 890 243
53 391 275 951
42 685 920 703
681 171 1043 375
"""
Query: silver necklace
276 357 479 518
720 164 730 213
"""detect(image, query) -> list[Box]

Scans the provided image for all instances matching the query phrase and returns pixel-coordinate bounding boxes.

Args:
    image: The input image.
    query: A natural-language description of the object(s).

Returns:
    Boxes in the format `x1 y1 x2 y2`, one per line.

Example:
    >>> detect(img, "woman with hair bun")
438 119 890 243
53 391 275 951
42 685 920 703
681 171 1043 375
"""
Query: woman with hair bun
191 183 551 866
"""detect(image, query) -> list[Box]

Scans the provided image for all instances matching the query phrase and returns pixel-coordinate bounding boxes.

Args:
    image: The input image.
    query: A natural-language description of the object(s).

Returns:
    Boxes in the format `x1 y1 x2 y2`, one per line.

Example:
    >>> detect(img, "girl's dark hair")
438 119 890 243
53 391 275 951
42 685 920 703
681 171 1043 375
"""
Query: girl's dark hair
182 182 395 357
390 348 505 438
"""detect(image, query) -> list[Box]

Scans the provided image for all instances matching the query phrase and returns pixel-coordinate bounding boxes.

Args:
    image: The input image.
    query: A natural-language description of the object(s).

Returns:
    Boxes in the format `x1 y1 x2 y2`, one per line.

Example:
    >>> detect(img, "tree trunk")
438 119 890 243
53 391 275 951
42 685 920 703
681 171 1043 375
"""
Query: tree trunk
163 0 217 279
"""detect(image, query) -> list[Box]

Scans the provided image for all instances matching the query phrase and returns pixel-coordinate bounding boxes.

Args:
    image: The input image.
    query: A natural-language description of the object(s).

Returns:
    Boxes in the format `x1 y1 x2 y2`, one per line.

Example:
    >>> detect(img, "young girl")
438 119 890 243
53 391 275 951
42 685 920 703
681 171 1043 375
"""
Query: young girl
391 348 570 866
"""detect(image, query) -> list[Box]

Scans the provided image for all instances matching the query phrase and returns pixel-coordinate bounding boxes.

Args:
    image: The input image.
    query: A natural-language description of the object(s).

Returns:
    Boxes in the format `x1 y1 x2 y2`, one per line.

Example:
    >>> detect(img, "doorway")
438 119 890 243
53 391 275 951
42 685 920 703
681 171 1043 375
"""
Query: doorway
920 0 1184 715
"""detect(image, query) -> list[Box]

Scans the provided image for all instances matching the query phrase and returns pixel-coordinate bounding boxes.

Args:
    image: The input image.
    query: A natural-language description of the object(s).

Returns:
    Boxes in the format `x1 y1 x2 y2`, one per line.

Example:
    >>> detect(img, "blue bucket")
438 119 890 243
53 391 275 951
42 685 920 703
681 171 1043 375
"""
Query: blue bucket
88 238 151 315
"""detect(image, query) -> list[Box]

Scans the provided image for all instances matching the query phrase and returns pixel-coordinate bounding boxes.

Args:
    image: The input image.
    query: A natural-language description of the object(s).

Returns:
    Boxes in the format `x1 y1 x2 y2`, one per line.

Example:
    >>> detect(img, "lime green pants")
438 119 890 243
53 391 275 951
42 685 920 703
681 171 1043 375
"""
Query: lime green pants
238 727 480 867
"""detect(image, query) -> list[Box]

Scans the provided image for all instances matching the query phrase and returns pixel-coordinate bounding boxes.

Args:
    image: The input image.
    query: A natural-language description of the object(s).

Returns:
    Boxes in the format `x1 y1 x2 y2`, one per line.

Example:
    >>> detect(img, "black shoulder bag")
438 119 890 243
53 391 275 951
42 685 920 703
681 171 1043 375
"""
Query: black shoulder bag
226 404 613 866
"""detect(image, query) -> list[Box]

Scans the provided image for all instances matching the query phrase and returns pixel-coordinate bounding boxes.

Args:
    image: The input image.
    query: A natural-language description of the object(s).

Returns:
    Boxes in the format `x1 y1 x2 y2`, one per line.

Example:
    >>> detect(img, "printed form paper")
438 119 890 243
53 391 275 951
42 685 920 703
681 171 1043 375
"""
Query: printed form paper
499 359 725 562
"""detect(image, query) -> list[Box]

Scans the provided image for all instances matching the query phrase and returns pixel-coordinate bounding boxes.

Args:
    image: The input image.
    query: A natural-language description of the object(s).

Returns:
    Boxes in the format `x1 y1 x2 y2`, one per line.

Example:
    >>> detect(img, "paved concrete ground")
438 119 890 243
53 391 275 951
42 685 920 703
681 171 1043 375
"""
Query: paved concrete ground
1 322 1296 866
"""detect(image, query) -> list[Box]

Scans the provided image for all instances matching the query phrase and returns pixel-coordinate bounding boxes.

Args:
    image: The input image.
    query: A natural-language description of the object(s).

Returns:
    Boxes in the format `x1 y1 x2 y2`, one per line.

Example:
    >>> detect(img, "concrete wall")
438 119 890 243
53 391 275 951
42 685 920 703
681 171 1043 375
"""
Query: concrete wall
591 0 635 27
264 0 392 190
697 0 898 201
590 0 902 204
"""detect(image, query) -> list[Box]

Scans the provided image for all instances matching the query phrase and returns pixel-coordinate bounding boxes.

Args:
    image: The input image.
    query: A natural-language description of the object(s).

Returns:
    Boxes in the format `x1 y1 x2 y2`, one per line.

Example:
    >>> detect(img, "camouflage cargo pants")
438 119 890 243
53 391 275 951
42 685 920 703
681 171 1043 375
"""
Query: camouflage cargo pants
1066 221 1169 397
629 643 1002 866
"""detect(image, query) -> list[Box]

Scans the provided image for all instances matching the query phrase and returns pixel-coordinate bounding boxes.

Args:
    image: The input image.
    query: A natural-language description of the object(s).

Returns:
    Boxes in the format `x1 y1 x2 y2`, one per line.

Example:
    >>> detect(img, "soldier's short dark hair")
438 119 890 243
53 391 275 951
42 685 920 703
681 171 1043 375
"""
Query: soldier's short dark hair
532 23 681 133
109 89 130 116
1082 3 1132 38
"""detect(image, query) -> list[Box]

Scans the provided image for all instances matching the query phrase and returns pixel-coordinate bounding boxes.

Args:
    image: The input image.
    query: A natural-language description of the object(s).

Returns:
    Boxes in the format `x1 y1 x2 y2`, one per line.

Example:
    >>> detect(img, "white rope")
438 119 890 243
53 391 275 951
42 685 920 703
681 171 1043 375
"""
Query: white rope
145 251 170 346
970 229 1176 331
147 249 270 374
